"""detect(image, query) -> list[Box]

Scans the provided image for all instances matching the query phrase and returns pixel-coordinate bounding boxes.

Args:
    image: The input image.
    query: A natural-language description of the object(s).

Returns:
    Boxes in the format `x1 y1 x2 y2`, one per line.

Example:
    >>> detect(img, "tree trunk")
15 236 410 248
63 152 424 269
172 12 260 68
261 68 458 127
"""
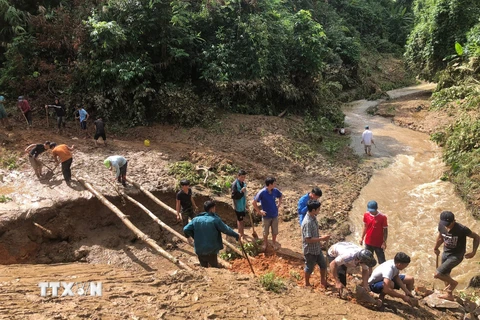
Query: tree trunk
123 193 231 269
79 179 192 271
126 177 177 217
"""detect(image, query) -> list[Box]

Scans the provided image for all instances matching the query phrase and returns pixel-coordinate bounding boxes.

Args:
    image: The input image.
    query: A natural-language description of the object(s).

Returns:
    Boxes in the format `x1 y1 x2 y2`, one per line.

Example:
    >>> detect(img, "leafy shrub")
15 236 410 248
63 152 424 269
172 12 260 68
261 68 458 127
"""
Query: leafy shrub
0 195 12 203
0 148 19 170
168 161 201 186
259 272 286 293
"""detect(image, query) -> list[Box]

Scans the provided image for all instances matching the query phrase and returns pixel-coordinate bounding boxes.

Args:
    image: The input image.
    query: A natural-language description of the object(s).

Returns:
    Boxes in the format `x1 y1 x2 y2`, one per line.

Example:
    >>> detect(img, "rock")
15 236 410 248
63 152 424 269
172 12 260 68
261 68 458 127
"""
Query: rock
424 292 462 309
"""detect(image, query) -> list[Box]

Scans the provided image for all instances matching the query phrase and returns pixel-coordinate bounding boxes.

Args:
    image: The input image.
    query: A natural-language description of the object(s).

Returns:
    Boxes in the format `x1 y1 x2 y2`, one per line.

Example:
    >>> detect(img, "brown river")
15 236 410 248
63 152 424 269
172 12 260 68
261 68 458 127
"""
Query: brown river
345 83 480 288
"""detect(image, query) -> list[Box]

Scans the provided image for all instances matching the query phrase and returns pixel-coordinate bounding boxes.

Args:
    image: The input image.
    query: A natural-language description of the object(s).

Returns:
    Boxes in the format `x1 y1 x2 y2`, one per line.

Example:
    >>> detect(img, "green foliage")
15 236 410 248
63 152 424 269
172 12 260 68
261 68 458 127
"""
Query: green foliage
431 85 476 109
0 195 12 203
219 251 241 261
0 148 19 170
259 272 286 293
168 161 201 186
242 239 262 257
455 42 464 56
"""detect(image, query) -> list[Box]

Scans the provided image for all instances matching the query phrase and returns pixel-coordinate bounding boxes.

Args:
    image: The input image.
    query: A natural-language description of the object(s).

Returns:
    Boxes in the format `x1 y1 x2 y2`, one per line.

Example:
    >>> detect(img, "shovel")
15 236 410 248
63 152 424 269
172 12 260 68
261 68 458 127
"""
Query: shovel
239 238 255 276
247 208 259 240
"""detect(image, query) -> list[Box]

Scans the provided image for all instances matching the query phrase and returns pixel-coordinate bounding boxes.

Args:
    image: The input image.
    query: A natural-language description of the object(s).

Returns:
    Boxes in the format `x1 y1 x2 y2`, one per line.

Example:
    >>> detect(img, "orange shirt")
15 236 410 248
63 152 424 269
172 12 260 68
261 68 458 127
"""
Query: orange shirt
52 145 72 162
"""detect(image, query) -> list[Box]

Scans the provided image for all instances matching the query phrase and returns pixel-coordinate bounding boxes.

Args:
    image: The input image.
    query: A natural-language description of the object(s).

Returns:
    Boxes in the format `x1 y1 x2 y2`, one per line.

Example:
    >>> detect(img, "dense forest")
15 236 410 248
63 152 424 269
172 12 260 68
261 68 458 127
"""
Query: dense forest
1 0 418 127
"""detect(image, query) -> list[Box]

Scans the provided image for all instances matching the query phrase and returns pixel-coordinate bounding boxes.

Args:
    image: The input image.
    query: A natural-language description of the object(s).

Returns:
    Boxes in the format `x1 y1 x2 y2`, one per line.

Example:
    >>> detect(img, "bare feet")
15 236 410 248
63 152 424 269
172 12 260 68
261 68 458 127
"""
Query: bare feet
261 243 267 252
438 293 455 301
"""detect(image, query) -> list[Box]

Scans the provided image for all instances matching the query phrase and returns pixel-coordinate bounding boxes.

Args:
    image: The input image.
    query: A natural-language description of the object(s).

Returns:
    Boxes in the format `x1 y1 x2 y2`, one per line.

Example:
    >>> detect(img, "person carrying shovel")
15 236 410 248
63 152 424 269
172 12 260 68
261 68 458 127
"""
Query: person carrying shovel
103 155 128 187
231 169 249 239
17 96 32 129
25 141 51 179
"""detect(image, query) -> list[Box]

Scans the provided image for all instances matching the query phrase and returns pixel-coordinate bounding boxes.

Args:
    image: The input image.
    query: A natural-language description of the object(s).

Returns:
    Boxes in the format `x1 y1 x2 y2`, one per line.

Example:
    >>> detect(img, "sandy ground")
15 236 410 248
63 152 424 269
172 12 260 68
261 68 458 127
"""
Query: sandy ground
0 94 473 319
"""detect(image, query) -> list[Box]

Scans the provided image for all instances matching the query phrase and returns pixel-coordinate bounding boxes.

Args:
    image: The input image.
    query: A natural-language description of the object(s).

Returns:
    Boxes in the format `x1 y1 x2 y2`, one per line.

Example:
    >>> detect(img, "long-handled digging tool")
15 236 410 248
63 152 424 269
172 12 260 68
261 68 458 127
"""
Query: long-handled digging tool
247 208 259 240
239 238 255 276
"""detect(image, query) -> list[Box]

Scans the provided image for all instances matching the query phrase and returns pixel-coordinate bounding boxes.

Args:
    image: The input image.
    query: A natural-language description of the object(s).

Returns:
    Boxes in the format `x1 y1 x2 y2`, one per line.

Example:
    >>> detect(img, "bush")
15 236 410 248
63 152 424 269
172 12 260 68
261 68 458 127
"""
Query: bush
259 272 286 293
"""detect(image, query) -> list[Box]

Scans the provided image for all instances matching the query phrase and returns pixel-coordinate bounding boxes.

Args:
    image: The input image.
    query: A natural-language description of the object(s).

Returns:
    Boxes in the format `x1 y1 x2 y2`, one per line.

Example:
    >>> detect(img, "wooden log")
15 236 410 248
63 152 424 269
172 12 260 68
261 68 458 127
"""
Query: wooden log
126 177 177 217
78 179 192 271
123 193 231 269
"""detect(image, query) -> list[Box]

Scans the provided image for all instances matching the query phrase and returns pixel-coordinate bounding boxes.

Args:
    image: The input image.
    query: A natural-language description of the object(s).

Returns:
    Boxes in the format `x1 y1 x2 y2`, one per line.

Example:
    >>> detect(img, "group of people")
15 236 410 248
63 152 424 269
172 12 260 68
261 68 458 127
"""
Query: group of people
0 95 107 146
179 169 479 309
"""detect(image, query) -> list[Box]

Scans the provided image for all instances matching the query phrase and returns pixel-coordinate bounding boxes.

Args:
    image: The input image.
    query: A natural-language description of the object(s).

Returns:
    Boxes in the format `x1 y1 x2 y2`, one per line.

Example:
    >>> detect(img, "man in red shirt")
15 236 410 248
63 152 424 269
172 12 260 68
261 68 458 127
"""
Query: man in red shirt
18 96 32 128
359 200 388 268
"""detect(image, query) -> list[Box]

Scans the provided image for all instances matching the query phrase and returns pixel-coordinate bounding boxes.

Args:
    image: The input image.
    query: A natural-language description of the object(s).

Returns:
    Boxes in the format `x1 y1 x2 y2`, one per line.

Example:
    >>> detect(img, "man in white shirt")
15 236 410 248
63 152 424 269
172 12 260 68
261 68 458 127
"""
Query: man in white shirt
361 125 375 156
328 242 376 292
368 252 417 307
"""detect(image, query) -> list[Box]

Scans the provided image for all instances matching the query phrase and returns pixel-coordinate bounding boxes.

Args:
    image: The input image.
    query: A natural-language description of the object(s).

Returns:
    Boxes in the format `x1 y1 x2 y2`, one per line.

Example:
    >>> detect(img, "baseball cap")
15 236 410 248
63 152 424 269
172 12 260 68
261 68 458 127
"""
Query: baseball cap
367 200 378 213
365 125 369 129
103 159 111 169
439 211 455 227
18 96 23 101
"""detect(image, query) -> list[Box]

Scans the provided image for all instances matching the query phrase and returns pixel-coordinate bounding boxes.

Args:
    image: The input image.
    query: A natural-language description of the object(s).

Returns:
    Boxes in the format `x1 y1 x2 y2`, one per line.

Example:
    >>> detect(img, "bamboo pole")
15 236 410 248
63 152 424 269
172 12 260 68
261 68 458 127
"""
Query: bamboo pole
126 177 177 217
127 178 250 260
122 193 231 269
78 179 192 271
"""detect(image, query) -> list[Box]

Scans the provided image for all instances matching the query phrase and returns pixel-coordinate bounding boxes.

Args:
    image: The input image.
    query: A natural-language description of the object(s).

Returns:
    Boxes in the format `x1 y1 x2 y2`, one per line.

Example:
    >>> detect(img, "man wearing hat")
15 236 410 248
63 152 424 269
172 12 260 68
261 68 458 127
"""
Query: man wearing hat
328 242 376 292
361 125 375 156
359 200 388 266
18 96 32 128
434 211 479 301
104 155 128 187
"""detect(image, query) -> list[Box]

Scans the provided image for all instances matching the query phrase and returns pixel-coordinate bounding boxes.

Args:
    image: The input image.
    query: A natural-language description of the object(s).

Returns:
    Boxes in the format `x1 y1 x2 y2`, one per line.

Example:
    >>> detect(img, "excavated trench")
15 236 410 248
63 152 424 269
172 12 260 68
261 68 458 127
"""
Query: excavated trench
0 192 241 267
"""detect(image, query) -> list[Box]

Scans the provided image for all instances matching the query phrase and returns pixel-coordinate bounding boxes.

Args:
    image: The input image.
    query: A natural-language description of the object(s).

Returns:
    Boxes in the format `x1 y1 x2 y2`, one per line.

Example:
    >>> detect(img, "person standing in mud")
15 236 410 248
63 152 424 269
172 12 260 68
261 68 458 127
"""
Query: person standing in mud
297 187 322 226
17 96 32 128
24 141 51 179
434 211 479 301
231 169 248 239
361 125 374 156
252 177 283 251
94 117 107 146
368 252 417 308
183 200 239 268
50 142 75 184
75 105 89 139
176 179 199 226
302 199 330 288
45 97 66 133
104 155 128 187
359 200 388 267
328 242 376 293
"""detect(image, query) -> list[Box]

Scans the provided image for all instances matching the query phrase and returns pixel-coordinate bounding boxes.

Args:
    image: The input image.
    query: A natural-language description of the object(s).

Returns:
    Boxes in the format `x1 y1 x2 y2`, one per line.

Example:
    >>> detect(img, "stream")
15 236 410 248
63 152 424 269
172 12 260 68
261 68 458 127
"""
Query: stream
345 83 480 288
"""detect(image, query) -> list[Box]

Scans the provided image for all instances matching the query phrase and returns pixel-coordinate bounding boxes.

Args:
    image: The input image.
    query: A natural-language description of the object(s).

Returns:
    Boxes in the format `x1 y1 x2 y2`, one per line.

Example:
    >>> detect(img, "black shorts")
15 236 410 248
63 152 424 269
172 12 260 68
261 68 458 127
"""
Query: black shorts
80 121 87 130
94 132 106 141
235 211 246 221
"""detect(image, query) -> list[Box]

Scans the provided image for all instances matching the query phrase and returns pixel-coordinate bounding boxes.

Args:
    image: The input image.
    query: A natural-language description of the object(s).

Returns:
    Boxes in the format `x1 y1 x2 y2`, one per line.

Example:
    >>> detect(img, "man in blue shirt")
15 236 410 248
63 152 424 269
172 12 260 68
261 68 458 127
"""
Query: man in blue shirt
75 105 89 139
252 177 283 251
184 200 239 268
297 187 322 226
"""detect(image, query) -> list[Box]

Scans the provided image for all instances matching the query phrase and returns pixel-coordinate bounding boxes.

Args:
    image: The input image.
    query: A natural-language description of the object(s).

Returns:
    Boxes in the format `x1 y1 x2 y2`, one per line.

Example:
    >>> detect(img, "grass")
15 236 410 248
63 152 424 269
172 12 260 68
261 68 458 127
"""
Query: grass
259 271 287 293
0 195 12 203
0 148 19 170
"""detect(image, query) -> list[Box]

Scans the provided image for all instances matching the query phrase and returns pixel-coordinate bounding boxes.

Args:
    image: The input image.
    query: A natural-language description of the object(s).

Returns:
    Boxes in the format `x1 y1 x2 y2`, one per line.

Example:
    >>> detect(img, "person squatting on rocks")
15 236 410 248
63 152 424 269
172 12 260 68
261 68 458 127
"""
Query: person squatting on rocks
368 252 417 308
328 242 376 293
361 125 374 156
231 169 248 239
359 200 388 267
18 96 32 128
297 187 322 226
24 141 51 179
104 155 128 187
176 179 198 227
94 118 107 146
49 142 74 184
0 96 11 129
433 211 479 301
252 177 283 251
302 199 330 288
183 200 239 268
45 97 66 133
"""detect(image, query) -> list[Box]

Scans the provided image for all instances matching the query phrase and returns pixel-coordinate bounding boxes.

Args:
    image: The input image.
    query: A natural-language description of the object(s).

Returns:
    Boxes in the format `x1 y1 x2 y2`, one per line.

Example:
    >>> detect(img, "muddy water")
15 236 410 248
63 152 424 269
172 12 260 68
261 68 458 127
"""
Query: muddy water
345 83 480 288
